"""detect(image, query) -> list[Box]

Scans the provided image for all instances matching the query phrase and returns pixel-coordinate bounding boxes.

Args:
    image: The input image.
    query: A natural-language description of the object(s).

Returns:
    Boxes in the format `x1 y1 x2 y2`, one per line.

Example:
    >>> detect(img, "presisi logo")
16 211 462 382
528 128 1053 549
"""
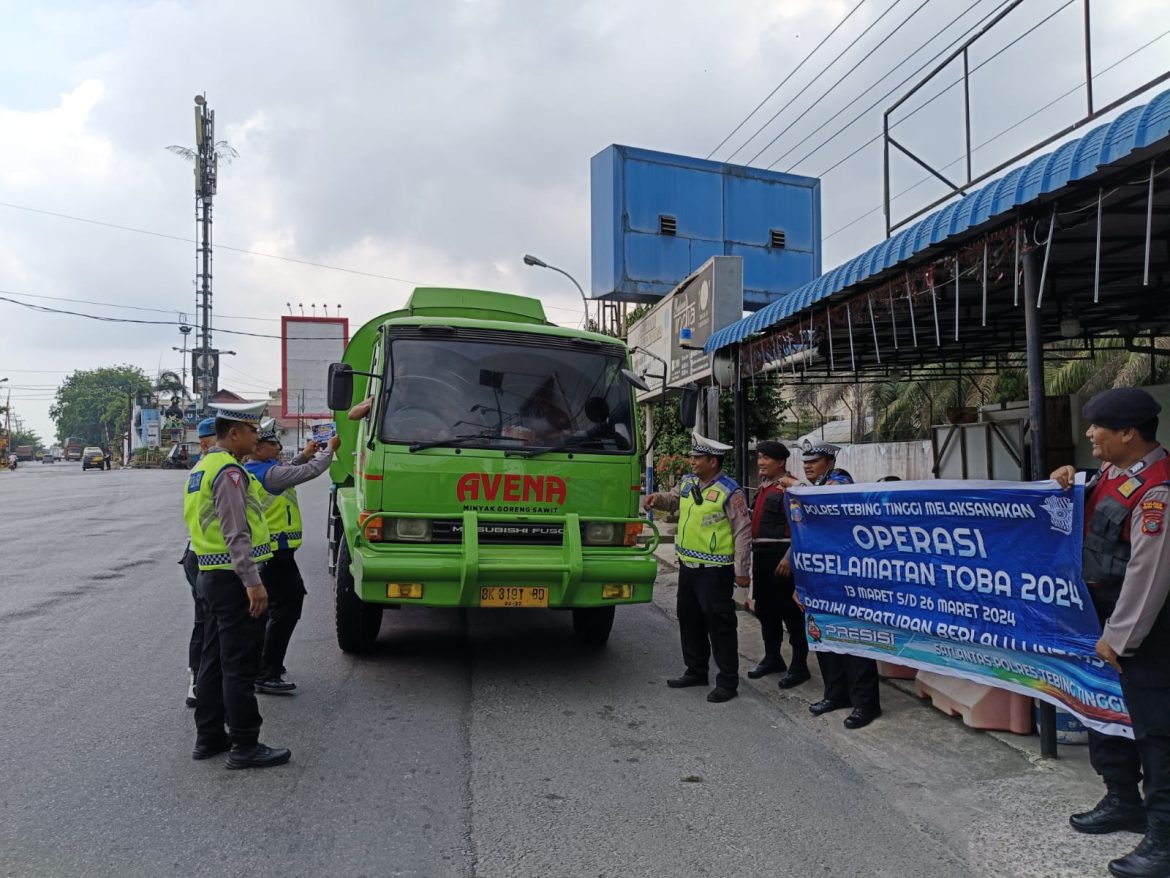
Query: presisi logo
456 473 567 505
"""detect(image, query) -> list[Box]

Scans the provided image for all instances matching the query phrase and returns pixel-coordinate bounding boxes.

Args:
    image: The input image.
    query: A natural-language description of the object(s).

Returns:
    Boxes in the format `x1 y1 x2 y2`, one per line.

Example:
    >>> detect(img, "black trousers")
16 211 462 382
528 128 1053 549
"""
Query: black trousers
1121 649 1170 822
751 548 808 672
194 569 265 747
259 548 307 679
181 549 204 671
1087 594 1145 800
677 564 738 691
817 650 880 714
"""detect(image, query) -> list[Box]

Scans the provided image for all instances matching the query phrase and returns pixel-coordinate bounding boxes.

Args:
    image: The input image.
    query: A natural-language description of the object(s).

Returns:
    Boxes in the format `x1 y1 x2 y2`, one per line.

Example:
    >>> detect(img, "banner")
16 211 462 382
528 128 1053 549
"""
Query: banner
787 477 1131 737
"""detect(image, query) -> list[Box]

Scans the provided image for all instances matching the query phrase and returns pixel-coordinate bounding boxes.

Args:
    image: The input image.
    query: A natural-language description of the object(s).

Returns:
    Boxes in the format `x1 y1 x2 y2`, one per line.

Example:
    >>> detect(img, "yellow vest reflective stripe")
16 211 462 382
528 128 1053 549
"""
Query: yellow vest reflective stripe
676 474 738 566
183 450 273 571
258 484 303 550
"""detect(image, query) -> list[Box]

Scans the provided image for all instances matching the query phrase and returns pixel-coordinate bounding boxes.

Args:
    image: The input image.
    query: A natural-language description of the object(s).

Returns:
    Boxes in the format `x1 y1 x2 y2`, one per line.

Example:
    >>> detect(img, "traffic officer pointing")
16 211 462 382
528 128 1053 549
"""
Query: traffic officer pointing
1052 387 1170 878
642 432 752 703
244 419 339 694
182 401 291 770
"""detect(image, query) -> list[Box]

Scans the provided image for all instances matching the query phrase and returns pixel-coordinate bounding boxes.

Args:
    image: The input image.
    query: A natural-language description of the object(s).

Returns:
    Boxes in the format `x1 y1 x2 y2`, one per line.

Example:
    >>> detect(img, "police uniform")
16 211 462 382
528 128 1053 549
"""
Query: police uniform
179 416 218 708
800 444 882 729
748 440 810 688
244 419 334 692
1063 388 1170 878
648 433 752 703
183 401 290 770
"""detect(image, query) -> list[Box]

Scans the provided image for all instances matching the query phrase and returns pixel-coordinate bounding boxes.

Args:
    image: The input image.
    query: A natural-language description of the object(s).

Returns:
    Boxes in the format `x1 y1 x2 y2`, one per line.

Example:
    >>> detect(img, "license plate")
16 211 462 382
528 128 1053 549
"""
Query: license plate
479 586 549 608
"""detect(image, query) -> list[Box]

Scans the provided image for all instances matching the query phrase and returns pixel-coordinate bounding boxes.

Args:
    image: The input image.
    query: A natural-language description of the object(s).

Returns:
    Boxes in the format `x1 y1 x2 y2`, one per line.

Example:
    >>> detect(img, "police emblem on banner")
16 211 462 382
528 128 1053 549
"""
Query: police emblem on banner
788 497 804 523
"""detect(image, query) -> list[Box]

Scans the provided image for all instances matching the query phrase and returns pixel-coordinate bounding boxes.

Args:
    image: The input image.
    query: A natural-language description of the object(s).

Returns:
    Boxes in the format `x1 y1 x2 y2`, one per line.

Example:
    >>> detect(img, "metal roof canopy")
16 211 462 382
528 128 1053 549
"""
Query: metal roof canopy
709 84 1170 761
706 86 1170 380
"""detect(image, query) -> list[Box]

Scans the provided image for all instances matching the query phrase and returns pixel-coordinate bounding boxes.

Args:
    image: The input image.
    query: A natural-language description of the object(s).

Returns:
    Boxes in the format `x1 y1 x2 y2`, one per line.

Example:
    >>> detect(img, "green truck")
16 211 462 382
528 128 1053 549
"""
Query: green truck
326 287 659 652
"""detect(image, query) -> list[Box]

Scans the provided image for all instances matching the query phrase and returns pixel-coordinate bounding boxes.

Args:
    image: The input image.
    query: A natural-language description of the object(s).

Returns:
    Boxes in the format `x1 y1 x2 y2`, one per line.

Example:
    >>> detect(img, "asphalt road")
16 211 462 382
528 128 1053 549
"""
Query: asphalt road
0 463 1112 877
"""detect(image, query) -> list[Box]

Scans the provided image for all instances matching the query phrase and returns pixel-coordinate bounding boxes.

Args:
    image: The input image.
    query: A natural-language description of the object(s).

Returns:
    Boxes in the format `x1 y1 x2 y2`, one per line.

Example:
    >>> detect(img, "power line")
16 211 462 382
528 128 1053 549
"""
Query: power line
706 0 870 160
820 20 1170 242
0 200 427 287
726 0 915 163
746 0 939 167
773 0 1010 173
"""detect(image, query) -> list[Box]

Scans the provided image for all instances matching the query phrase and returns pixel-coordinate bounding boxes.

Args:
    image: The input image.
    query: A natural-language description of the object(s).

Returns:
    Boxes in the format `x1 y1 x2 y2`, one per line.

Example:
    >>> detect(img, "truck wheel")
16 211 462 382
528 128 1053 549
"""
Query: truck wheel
335 541 382 653
572 606 615 645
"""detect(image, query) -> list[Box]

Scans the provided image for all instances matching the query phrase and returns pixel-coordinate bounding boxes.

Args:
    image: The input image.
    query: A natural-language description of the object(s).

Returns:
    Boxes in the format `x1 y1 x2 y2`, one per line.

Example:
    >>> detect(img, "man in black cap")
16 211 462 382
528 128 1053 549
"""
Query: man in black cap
788 444 882 730
643 432 752 703
746 440 810 689
1052 386 1170 878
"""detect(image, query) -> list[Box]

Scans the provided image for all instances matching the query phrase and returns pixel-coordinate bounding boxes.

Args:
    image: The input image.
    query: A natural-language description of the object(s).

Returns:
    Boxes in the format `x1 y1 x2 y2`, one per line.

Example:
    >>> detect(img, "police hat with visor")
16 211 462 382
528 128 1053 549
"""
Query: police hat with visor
212 400 268 430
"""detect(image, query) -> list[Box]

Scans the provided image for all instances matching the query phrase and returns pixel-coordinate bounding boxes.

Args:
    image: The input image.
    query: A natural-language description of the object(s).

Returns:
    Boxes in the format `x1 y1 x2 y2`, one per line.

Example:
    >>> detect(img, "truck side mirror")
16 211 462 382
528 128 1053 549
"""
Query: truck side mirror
327 363 354 411
679 385 699 429
621 368 651 393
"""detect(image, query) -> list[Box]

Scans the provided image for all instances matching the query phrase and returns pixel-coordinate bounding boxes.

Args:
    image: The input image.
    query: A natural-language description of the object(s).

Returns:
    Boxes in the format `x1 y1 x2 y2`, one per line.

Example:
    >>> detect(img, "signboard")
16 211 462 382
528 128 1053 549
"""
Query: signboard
626 296 671 404
624 256 743 402
281 316 349 419
787 476 1131 737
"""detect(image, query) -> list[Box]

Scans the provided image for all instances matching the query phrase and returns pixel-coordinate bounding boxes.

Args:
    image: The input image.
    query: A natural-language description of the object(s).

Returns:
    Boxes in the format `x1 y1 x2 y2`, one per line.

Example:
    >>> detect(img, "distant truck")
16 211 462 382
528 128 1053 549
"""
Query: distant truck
63 438 86 461
325 287 659 653
14 445 35 462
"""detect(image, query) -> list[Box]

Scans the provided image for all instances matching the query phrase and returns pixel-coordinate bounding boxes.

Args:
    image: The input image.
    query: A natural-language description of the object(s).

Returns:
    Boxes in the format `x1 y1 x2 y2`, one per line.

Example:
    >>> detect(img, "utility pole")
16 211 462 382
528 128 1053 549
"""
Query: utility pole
193 95 219 414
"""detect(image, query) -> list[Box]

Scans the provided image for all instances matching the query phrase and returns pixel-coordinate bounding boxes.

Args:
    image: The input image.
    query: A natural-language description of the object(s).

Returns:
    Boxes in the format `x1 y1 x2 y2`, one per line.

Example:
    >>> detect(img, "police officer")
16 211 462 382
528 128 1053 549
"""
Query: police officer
746 440 810 689
792 444 882 729
180 417 219 707
1052 387 1170 878
642 432 752 703
245 420 339 694
183 401 290 770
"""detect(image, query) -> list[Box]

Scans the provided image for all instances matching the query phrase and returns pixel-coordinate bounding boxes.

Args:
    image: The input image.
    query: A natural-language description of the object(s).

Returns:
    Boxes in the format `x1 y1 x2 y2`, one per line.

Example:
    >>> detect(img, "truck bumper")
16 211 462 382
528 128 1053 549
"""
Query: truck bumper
350 511 659 608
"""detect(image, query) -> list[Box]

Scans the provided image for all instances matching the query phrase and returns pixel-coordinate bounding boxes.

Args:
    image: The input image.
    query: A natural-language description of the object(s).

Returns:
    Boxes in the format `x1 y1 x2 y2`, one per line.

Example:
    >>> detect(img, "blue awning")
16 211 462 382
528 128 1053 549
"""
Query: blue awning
706 86 1170 353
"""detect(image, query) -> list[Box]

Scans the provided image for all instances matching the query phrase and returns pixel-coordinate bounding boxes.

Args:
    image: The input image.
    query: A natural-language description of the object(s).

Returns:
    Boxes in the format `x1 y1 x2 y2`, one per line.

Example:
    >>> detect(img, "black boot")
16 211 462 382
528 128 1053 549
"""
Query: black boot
747 656 786 679
1109 822 1170 878
1070 792 1148 835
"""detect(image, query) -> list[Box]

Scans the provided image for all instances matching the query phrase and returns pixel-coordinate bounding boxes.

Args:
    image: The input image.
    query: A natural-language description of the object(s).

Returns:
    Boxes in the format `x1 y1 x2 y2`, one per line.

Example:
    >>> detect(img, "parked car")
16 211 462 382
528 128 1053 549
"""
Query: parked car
81 447 105 471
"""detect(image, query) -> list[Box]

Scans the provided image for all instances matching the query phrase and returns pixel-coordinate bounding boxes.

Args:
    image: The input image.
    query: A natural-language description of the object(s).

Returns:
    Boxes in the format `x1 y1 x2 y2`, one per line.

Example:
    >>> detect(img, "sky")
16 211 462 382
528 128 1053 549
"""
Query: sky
0 0 1166 441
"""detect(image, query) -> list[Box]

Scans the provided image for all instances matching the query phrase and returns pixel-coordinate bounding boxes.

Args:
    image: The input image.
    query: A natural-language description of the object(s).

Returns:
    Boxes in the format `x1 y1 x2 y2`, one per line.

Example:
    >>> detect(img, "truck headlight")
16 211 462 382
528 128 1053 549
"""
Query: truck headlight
392 518 432 542
583 522 620 545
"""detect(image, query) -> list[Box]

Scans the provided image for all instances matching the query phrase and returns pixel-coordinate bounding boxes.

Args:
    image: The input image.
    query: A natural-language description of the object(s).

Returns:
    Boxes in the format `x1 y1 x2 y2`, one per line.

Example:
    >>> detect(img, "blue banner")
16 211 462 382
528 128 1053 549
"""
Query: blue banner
787 477 1131 737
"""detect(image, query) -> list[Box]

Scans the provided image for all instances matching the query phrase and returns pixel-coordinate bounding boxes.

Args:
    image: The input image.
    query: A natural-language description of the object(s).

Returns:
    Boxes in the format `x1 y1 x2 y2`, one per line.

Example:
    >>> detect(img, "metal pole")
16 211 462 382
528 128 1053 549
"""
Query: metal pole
734 346 747 488
883 113 892 239
1144 160 1155 286
1024 248 1058 759
1083 0 1094 115
963 48 973 184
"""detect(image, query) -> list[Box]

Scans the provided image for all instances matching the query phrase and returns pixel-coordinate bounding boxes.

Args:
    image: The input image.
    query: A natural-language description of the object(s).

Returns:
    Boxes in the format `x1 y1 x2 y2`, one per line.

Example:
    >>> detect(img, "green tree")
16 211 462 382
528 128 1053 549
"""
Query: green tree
8 426 43 449
49 366 153 445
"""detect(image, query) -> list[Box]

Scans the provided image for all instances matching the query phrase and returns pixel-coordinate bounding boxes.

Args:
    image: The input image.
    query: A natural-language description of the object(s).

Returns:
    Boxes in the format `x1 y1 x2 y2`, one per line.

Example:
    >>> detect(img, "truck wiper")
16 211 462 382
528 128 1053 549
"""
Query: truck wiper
518 437 606 458
407 432 497 453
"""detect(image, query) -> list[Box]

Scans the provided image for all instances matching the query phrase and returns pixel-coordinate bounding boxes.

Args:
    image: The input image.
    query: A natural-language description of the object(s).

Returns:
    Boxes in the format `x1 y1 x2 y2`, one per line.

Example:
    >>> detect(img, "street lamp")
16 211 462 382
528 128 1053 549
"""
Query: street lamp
523 254 591 328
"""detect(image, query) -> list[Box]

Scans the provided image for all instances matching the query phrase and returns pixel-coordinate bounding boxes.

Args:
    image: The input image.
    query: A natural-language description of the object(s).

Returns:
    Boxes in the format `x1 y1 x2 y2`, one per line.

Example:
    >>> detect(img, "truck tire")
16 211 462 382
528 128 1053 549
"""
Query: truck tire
335 541 382 653
571 606 615 645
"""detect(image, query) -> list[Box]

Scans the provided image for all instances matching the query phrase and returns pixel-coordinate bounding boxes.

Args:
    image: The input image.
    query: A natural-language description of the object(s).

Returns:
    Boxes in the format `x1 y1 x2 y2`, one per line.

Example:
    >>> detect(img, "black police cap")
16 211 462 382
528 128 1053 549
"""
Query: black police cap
1082 387 1161 429
755 440 790 461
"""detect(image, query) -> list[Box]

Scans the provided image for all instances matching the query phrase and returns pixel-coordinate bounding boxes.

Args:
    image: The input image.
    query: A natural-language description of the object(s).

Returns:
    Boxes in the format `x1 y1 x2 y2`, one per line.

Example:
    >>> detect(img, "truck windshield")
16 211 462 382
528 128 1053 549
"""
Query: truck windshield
381 334 635 453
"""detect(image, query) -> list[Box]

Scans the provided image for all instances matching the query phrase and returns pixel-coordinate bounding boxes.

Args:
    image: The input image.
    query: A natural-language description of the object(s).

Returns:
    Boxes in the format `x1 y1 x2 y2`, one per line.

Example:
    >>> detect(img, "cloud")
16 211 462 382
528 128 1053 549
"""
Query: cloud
0 0 1165 441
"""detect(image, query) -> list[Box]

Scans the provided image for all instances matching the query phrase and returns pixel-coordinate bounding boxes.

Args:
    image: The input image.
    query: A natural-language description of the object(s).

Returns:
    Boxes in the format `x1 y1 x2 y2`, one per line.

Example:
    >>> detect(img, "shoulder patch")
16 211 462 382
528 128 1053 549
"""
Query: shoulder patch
1141 499 1165 536
1118 476 1144 498
186 471 204 493
728 491 748 514
224 467 244 487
